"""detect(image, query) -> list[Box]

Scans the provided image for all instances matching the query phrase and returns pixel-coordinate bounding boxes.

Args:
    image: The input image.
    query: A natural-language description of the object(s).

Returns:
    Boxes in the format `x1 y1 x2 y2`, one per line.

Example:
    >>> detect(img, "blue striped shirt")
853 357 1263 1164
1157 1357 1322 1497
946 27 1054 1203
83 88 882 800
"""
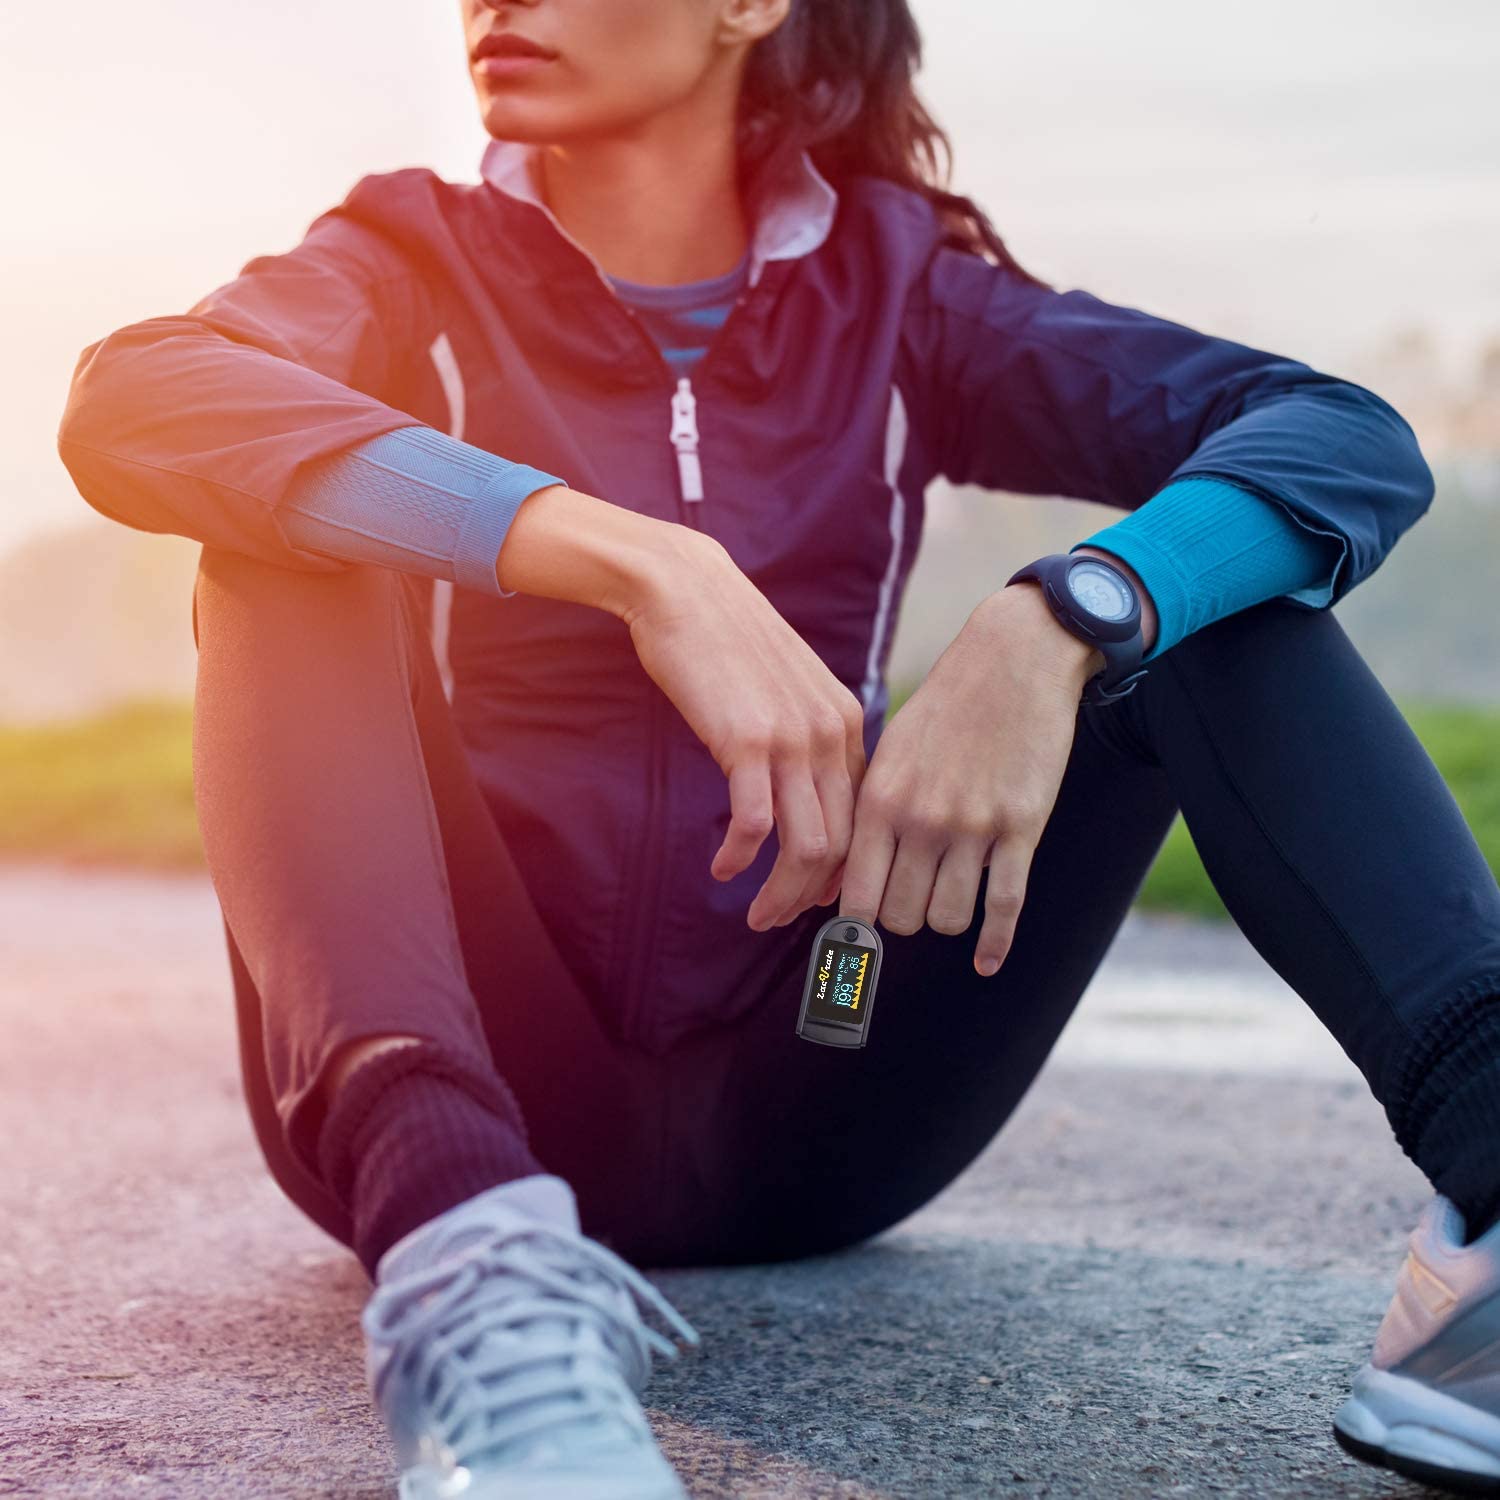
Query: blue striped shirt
604 250 750 379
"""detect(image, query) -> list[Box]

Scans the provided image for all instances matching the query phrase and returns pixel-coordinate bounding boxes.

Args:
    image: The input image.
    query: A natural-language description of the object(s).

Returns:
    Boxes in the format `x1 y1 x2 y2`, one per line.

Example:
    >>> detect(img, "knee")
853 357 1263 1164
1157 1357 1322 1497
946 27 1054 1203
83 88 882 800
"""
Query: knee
1126 598 1356 731
1159 595 1341 669
192 546 408 659
194 543 399 625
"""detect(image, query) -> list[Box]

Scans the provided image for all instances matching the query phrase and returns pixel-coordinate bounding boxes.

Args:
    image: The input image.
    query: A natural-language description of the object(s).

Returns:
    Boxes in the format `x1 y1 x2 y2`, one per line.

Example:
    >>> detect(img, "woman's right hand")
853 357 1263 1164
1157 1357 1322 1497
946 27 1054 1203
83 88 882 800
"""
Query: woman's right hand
621 528 867 932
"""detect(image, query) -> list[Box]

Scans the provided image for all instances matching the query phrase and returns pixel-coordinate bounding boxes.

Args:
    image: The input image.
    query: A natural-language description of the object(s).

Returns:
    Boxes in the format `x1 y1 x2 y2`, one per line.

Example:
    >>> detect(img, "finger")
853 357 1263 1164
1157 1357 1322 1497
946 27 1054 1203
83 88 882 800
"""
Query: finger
837 791 896 926
877 832 942 936
974 837 1034 976
751 764 828 929
712 758 774 881
813 705 866 914
927 839 985 937
814 858 847 909
844 711 868 807
747 762 828 930
773 756 855 926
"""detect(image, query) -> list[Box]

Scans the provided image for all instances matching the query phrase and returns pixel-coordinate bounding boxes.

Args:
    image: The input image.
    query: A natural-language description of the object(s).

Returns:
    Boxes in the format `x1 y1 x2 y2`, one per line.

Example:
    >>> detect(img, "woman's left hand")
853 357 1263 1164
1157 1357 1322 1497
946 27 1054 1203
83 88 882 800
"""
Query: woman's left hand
824 583 1105 977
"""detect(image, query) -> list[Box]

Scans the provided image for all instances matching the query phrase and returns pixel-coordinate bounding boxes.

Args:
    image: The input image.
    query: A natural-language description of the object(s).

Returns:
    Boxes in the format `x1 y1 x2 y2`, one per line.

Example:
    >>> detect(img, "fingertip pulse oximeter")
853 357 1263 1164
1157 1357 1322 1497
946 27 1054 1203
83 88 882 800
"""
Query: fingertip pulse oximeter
795 914 883 1047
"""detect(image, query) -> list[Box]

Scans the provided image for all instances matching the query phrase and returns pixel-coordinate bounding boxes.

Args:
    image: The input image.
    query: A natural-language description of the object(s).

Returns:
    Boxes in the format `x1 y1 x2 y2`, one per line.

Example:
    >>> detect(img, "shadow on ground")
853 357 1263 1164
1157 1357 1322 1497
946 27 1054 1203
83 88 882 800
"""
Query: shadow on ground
0 866 1435 1498
651 1236 1430 1499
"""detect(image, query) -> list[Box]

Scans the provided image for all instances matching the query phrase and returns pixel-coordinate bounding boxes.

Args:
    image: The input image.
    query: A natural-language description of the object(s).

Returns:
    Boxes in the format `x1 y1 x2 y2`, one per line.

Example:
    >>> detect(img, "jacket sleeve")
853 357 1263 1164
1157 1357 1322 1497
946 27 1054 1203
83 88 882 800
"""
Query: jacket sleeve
904 245 1436 608
56 192 431 572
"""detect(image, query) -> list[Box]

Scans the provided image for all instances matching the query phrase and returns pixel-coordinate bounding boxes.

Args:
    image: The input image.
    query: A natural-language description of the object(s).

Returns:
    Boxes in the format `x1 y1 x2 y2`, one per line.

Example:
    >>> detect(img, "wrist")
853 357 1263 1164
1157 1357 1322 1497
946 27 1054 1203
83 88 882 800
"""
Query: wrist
974 583 1106 685
618 522 734 627
495 485 692 620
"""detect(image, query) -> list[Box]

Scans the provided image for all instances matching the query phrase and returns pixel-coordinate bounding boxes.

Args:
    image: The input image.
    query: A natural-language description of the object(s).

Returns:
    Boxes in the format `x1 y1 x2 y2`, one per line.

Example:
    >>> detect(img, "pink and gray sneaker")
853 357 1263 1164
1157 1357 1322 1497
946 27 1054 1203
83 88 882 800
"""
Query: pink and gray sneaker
360 1173 700 1500
1336 1195 1500 1494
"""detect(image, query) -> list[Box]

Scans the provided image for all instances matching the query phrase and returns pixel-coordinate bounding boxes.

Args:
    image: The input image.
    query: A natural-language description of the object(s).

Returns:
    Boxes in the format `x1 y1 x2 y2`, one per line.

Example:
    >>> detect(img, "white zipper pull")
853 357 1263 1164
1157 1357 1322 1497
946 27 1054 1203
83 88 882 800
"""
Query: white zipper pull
669 376 705 503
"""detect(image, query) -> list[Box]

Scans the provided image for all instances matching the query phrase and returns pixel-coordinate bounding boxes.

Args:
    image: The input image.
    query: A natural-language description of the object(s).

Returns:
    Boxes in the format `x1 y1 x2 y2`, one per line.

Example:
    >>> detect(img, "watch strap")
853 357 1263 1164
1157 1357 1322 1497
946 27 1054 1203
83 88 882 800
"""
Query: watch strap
1006 553 1149 705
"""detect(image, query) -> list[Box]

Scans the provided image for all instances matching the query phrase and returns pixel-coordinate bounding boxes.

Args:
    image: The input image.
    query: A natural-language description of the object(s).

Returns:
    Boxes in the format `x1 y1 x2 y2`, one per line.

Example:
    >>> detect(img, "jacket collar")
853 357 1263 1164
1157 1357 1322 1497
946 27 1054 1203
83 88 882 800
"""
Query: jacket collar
478 137 838 290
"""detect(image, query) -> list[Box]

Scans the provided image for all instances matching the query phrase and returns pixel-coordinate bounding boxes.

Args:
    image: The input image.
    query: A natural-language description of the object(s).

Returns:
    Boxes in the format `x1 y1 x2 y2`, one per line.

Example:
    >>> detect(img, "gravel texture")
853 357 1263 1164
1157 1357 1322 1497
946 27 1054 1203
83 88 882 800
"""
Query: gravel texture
0 864 1439 1499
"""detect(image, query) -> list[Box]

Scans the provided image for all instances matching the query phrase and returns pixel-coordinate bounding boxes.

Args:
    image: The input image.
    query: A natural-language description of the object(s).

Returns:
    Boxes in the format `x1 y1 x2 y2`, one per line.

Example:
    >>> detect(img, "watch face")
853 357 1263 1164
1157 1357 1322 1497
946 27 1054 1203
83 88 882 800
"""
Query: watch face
1066 560 1135 622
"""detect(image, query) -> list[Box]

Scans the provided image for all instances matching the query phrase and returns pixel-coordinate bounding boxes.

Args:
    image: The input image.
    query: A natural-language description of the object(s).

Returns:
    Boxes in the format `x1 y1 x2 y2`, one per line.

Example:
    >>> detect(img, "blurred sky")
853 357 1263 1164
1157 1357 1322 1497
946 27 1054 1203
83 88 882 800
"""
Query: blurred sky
4 0 1498 560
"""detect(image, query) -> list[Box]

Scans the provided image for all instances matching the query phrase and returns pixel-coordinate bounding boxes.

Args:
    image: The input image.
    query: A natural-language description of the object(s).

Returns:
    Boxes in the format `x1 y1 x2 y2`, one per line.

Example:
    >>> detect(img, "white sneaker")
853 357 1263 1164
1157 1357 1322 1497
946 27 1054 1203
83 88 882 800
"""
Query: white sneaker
361 1173 700 1500
1335 1194 1500 1494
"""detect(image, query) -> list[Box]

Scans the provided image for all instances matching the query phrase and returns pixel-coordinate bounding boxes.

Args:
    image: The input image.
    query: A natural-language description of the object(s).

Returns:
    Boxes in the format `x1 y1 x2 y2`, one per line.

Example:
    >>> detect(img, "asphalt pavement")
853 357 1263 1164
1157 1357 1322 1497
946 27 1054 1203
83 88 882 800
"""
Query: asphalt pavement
0 863 1439 1499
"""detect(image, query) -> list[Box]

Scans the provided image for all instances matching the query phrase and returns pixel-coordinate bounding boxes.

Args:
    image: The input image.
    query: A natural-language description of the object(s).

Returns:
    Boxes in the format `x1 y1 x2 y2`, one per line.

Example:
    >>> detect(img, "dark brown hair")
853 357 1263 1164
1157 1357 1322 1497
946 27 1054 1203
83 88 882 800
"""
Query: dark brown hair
736 0 1053 288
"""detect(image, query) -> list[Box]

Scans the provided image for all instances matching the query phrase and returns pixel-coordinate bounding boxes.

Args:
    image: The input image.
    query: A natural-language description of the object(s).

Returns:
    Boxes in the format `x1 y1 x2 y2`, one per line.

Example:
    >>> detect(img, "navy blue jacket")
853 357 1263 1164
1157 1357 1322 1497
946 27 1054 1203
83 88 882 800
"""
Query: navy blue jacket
57 143 1434 1053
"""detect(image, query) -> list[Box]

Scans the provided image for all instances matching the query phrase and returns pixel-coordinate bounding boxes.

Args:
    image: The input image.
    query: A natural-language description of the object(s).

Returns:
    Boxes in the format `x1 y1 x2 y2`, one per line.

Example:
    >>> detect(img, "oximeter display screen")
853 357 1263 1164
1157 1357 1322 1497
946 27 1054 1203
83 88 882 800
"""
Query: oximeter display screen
806 938 874 1027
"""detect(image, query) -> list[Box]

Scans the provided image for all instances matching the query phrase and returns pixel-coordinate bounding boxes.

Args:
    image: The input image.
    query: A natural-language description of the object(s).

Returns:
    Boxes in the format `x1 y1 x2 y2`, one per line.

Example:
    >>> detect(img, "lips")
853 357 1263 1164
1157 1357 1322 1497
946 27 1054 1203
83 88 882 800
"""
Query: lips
474 32 558 62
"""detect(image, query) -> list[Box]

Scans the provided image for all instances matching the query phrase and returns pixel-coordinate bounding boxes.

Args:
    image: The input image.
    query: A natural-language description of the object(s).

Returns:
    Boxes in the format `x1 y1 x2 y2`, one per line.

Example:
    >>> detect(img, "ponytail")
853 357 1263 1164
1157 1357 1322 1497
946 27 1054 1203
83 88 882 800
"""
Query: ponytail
737 0 1053 289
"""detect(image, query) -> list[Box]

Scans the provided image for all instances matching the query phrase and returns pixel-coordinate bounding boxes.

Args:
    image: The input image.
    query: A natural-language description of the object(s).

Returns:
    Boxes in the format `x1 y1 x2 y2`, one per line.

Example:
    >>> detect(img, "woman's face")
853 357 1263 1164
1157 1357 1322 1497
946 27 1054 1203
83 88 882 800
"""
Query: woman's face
461 0 758 146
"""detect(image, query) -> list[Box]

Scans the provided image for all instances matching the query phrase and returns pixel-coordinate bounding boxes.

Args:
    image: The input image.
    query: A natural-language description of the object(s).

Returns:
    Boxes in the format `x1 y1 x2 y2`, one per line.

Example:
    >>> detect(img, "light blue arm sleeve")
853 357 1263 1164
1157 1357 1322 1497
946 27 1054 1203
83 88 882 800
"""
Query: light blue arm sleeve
278 425 567 598
1070 476 1345 662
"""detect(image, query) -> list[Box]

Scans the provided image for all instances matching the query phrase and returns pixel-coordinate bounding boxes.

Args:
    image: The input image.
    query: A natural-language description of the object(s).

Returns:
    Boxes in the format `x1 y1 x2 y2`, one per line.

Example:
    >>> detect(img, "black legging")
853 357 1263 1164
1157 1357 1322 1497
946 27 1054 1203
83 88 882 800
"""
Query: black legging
191 545 1500 1268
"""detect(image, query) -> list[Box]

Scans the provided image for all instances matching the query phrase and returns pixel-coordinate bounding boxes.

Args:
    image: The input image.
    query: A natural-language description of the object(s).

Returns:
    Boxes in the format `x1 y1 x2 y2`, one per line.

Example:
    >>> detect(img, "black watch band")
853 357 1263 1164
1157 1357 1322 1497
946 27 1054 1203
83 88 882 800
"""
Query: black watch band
1004 552 1150 706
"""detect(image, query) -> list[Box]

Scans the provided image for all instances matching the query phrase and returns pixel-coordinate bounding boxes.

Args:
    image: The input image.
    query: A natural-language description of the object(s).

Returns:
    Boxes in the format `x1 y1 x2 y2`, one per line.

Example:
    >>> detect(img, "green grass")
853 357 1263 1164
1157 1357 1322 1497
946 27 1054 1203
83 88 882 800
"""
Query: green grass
0 698 202 871
3 694 1498 922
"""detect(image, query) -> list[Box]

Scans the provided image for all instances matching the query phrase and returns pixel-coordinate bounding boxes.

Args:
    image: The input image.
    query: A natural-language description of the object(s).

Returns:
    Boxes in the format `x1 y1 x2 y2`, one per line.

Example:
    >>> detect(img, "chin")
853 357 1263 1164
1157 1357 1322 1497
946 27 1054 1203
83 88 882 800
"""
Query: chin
476 94 590 143
476 88 652 150
477 103 541 137
482 119 546 144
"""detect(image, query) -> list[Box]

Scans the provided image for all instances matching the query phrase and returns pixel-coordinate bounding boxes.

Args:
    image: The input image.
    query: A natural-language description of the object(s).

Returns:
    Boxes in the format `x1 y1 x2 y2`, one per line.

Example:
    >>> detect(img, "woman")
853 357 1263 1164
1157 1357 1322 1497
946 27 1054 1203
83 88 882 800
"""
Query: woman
57 1 1500 1495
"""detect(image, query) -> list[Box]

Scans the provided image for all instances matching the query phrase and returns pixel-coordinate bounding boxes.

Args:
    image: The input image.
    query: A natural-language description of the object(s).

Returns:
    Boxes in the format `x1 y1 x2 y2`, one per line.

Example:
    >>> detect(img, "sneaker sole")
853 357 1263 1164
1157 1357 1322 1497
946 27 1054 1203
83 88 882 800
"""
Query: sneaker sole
1334 1365 1500 1496
398 1464 688 1500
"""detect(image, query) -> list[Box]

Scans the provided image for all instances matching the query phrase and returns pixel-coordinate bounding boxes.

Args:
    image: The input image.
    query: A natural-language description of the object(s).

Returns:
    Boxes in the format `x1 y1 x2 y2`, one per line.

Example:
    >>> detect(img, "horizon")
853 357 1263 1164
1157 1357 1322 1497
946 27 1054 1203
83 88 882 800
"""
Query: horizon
5 0 1498 561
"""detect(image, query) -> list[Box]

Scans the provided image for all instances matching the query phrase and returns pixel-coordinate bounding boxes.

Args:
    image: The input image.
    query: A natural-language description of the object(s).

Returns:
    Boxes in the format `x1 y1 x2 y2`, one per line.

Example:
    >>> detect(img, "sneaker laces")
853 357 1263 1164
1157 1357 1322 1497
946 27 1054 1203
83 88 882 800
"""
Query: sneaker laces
365 1218 700 1472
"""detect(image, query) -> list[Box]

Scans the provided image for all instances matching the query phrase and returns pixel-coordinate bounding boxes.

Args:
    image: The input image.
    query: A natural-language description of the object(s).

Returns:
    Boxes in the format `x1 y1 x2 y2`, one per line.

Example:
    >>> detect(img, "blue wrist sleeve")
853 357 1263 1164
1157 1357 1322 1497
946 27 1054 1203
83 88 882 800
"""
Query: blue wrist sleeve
1071 477 1345 661
279 425 566 598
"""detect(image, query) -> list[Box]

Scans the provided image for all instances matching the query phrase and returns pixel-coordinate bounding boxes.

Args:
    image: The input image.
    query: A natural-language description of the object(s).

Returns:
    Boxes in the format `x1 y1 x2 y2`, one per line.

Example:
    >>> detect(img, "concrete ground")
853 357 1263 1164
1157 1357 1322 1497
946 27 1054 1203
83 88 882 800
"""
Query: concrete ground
0 863 1442 1499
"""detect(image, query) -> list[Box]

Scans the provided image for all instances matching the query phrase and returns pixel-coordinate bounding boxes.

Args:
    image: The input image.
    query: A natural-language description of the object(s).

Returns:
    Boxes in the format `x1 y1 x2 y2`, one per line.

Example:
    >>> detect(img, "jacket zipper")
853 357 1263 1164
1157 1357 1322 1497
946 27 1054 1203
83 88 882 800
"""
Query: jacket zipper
558 240 744 1050
498 192 782 1049
513 193 718 521
620 374 710 1044
617 690 673 1049
669 376 705 520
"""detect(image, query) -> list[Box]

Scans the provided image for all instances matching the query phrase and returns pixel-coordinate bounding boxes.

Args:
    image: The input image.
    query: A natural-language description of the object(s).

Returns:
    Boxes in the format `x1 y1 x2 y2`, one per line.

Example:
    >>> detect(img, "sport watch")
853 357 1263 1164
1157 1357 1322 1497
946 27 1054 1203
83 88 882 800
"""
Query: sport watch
1005 552 1149 706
